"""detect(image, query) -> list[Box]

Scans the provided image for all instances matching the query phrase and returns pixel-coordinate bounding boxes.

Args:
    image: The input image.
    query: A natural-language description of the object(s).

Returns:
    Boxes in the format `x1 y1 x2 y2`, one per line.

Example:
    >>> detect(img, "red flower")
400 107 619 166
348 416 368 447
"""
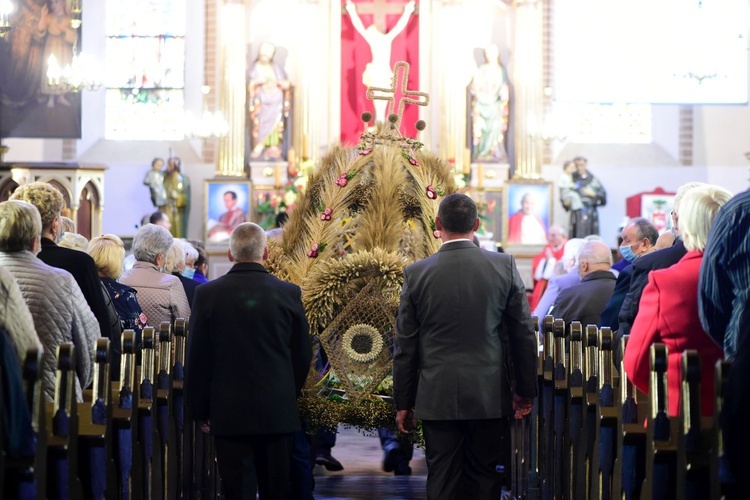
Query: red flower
432 230 441 239
320 214 328 221
336 174 348 187
359 148 372 156
323 207 333 216
307 249 318 258
426 186 437 200
311 243 319 251
409 157 419 166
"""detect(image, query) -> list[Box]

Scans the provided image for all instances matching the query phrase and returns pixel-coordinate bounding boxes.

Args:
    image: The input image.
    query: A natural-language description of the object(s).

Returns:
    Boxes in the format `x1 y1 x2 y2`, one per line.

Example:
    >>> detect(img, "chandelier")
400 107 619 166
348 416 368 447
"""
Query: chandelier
0 0 13 37
186 86 229 140
46 52 102 93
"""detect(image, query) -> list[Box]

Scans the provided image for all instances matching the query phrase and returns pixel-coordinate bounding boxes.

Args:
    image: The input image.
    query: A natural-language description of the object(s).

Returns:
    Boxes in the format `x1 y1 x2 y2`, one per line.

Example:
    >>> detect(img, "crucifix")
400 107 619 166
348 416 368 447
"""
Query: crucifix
346 0 413 33
367 61 429 131
345 0 416 123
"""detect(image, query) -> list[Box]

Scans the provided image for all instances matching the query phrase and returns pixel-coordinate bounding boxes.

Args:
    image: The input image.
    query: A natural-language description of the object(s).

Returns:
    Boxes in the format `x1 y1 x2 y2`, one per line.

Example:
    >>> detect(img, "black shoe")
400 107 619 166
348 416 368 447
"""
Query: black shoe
383 447 399 473
315 453 344 471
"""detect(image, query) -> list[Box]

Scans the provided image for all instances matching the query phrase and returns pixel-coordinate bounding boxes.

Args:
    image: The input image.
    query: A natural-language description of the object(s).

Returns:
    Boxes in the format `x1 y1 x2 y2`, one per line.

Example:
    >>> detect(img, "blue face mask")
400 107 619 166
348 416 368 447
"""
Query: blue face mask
619 244 637 263
182 268 196 279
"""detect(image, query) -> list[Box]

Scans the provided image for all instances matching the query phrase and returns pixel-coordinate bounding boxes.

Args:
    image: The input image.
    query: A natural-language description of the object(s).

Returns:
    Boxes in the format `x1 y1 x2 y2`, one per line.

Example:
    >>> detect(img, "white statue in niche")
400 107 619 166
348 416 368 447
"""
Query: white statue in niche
345 0 415 123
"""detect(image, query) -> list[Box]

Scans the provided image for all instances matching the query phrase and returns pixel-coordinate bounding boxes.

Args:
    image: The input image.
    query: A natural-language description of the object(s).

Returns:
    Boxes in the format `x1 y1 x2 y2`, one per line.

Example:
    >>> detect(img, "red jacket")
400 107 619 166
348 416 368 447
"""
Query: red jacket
624 251 723 417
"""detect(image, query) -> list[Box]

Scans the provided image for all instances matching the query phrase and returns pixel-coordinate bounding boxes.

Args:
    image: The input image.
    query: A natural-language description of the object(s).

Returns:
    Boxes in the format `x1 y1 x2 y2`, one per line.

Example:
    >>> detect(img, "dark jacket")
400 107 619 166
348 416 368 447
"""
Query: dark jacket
38 238 111 339
186 262 311 436
598 264 634 332
393 241 538 420
552 269 617 328
173 272 200 308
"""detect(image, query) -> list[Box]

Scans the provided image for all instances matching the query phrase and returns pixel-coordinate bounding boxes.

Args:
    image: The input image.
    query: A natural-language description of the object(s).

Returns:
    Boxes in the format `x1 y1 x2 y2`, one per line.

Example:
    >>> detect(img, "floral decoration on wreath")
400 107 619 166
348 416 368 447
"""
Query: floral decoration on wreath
307 242 327 258
426 185 445 200
401 149 419 166
429 216 440 239
335 169 357 187
342 324 384 363
317 202 333 222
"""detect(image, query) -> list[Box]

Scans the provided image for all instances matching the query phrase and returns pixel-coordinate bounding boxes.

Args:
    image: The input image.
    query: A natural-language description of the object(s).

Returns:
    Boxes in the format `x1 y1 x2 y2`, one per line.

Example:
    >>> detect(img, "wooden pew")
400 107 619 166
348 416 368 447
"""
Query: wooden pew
566 321 585 499
678 350 712 499
112 330 141 499
643 344 680 499
45 343 84 499
540 315 555 500
156 321 178 499
612 335 647 500
77 338 117 499
711 360 732 499
137 327 161 499
552 319 568 497
510 316 541 498
173 318 189 499
583 325 599 499
596 327 618 500
522 316 543 500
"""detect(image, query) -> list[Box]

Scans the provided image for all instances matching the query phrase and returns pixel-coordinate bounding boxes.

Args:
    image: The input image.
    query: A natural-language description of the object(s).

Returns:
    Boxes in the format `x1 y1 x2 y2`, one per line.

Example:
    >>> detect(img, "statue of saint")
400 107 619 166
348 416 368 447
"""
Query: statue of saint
469 44 510 163
143 157 168 211
162 157 190 238
569 157 607 238
248 42 293 161
345 0 415 123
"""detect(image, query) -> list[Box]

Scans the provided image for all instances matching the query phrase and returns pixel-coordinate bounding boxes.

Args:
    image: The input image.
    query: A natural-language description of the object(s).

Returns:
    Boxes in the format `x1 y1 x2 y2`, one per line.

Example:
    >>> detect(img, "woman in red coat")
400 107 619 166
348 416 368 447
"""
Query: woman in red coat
624 185 732 417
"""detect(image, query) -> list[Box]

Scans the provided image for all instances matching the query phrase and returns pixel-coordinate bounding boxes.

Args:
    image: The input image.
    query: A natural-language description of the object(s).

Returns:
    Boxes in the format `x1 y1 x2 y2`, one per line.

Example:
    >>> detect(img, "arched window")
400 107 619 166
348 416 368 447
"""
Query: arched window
104 0 187 140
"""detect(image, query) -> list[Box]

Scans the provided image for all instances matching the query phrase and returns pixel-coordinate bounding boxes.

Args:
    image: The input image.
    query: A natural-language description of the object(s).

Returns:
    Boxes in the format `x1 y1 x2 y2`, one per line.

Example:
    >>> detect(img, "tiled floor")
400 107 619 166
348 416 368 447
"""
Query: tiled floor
313 426 428 500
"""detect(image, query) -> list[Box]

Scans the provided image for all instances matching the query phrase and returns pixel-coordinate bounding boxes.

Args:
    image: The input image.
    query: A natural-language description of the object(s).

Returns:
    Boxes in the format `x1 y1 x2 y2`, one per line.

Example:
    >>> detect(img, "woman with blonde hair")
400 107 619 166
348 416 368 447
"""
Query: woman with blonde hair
0 200 99 402
88 234 149 348
625 184 733 418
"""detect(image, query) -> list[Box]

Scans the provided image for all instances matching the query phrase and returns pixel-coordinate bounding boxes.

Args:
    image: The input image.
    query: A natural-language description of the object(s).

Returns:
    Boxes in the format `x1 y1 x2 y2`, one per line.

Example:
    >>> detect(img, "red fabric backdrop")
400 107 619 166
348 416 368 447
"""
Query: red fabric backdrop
340 0 420 146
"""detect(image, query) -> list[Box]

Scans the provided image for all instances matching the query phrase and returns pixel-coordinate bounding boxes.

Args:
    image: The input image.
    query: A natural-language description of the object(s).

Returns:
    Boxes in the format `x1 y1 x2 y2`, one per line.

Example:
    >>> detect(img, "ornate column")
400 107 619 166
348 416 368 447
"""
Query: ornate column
216 1 247 177
512 0 544 179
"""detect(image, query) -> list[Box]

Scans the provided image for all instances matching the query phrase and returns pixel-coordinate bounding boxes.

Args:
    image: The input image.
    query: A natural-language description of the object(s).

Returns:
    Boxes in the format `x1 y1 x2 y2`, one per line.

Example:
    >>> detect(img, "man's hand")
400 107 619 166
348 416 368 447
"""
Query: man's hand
512 394 533 420
396 409 416 434
199 420 211 434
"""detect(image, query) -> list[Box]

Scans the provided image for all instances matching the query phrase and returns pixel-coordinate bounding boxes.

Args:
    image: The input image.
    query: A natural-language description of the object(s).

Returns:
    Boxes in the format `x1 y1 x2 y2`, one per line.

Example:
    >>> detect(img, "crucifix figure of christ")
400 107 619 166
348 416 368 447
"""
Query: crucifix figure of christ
367 61 428 131
345 0 416 124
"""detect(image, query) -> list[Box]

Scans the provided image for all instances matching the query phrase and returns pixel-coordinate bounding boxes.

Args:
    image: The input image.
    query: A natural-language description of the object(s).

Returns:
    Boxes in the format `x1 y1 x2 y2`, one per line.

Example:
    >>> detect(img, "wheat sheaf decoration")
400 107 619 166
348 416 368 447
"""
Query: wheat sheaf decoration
266 61 457 416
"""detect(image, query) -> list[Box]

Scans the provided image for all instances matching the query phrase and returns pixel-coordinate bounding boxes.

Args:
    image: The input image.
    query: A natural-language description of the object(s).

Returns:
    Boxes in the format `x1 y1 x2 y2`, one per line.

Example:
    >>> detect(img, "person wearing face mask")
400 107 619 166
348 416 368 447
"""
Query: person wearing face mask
120 224 190 327
165 240 200 307
598 218 658 335
549 240 617 328
615 183 707 359
10 182 112 341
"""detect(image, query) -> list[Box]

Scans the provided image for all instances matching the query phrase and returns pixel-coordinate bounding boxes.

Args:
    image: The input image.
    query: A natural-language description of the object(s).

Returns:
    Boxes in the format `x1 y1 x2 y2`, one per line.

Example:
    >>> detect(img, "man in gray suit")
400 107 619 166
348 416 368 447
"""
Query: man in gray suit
394 193 538 499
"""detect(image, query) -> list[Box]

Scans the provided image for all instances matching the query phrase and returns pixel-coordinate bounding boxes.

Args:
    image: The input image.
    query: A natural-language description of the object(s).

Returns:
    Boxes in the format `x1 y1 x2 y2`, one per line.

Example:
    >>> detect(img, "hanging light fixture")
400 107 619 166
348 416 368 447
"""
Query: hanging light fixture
68 0 82 29
186 86 229 140
46 51 102 93
0 0 14 37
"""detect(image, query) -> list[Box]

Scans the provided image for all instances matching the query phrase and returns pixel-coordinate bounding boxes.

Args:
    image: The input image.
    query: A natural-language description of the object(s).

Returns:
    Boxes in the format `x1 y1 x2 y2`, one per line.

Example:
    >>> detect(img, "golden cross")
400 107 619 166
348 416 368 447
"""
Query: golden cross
366 61 429 130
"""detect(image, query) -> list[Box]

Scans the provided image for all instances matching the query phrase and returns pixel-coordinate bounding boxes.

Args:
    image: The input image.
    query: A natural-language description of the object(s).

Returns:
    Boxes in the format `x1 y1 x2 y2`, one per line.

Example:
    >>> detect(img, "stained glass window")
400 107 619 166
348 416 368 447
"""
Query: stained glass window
104 0 187 140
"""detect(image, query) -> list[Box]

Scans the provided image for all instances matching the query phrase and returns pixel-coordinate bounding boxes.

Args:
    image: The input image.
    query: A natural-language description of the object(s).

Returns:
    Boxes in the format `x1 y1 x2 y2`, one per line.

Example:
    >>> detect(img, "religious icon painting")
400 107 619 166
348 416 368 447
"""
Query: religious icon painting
471 188 504 250
503 180 553 247
204 180 252 243
250 185 286 231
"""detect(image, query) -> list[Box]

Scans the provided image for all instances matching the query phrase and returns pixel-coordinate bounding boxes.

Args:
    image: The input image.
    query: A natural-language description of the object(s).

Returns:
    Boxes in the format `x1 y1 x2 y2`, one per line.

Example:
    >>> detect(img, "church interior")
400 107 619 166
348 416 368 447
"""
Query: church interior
1 0 749 498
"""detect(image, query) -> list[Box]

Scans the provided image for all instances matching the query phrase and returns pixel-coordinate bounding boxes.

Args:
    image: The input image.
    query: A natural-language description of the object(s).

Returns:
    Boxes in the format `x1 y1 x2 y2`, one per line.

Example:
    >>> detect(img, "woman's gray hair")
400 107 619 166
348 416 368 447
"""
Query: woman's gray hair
132 223 174 264
0 200 42 252
180 239 199 262
165 240 186 273
230 223 267 262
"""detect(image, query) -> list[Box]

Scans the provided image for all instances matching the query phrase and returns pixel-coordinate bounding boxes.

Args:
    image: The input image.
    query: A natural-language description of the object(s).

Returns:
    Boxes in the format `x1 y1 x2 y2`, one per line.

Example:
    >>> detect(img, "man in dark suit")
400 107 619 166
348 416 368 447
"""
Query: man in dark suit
186 222 312 499
394 193 537 499
551 240 616 328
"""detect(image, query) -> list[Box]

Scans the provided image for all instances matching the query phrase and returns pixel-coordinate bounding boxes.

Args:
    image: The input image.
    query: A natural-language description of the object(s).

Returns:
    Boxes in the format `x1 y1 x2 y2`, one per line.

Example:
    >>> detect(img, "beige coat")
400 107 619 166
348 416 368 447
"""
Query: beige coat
119 261 191 328
0 265 42 364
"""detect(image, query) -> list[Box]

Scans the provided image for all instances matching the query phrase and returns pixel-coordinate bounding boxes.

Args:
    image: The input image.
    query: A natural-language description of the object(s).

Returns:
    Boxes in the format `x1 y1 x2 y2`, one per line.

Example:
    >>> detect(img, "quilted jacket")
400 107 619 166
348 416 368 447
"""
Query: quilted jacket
0 265 42 365
119 261 190 328
0 251 99 402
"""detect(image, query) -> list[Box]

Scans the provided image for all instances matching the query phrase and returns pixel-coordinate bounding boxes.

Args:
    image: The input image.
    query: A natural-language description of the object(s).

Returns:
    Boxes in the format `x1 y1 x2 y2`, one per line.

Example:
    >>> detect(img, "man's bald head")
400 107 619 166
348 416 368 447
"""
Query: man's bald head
576 240 612 279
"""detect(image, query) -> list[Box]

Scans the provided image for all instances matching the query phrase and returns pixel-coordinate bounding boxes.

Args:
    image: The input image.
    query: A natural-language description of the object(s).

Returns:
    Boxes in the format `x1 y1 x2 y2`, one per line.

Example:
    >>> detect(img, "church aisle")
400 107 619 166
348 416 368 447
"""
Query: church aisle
313 426 428 500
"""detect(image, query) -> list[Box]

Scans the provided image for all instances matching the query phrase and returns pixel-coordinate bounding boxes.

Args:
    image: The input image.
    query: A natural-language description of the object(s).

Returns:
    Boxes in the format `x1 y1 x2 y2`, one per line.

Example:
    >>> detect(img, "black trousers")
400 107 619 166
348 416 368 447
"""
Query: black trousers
422 418 506 500
214 433 294 500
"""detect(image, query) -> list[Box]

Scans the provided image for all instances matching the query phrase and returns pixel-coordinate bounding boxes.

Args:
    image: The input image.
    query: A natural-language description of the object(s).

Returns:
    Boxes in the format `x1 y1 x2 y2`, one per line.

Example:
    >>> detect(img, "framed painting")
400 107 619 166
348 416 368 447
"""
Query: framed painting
503 180 553 246
204 180 251 243
470 188 504 246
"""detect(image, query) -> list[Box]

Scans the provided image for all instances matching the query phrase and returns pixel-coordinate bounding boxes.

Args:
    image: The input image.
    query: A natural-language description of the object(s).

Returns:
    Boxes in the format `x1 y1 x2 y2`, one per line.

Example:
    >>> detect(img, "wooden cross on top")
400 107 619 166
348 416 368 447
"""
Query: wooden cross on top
366 61 429 130
350 0 411 33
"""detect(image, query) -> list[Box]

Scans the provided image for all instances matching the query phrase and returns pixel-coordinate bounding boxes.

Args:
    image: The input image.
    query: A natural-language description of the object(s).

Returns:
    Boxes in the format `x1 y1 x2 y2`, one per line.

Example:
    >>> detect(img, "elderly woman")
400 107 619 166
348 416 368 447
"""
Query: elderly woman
0 265 42 364
10 182 111 340
624 185 732 417
166 240 199 306
0 200 99 402
119 224 190 327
